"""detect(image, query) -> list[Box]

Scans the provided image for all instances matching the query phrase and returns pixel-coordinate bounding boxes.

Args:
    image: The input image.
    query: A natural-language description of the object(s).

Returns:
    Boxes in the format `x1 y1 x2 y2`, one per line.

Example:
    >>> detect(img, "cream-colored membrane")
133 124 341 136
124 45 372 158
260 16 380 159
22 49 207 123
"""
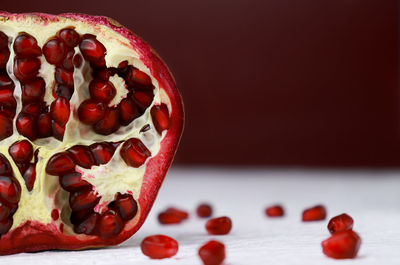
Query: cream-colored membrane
0 16 166 232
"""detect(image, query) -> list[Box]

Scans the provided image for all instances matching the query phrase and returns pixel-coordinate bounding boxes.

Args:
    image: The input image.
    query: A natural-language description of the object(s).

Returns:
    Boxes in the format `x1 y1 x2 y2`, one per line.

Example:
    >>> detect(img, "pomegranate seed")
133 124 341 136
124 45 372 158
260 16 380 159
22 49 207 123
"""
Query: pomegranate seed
79 35 106 63
0 218 13 235
151 104 171 134
43 39 67 65
74 212 98 235
68 145 95 169
328 213 354 234
126 66 152 87
205 217 232 235
73 54 83 68
55 85 74 100
51 209 59 221
21 102 45 117
0 87 16 109
93 107 120 135
89 79 116 103
0 154 12 175
60 172 91 192
46 153 76 175
120 138 151 167
199 240 226 265
50 96 70 126
16 113 37 140
158 212 183 225
321 230 361 259
0 176 21 204
265 205 284 217
90 142 115 165
97 210 123 238
55 68 74 88
0 112 13 141
302 205 327 222
70 208 94 225
13 57 41 82
96 68 117 81
0 49 10 68
78 99 106 125
23 164 36 191
13 33 42 57
0 32 8 50
197 204 213 218
0 74 14 90
37 113 53 137
118 98 139 126
165 207 189 220
52 120 65 141
62 50 75 72
22 77 46 103
8 140 33 163
110 193 138 221
69 190 100 212
132 90 154 112
0 202 10 222
58 28 81 48
141 235 178 259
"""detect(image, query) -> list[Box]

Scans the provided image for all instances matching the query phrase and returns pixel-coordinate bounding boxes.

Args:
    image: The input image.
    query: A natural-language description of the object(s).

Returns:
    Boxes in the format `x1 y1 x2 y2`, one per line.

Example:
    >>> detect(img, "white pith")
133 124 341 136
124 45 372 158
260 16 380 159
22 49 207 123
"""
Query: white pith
0 16 171 234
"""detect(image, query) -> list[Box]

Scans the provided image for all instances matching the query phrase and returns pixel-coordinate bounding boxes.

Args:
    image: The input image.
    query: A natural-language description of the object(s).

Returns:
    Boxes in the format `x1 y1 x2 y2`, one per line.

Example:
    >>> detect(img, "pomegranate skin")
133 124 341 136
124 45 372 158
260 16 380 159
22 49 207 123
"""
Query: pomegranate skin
0 12 184 255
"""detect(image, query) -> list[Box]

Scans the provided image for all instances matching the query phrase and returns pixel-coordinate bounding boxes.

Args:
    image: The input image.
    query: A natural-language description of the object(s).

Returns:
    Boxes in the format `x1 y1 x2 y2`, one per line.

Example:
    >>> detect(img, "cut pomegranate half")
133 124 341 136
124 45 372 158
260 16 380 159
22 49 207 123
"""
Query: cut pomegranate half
0 12 183 255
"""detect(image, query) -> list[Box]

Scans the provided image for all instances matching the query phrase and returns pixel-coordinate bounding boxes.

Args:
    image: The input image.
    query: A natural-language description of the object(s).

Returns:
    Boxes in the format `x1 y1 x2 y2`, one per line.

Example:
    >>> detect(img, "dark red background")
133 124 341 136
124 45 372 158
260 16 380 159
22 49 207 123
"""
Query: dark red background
2 0 399 167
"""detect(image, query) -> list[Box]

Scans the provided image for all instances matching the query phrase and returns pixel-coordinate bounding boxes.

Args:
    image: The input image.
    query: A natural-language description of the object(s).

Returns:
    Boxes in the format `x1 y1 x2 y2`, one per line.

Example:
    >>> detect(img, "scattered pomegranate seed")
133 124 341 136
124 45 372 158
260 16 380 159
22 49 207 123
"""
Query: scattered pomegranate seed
302 205 326 222
198 240 226 265
327 213 354 234
265 205 284 217
141 235 178 259
197 203 213 218
321 230 361 259
158 212 183 225
205 216 232 235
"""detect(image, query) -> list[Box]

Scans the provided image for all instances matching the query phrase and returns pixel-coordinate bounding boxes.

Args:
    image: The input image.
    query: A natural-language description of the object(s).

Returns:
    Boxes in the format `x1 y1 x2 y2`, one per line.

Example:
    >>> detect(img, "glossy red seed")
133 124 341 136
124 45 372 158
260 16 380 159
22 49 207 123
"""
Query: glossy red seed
158 211 183 225
23 164 36 191
43 39 67 65
50 97 70 126
199 240 226 265
37 113 53 138
90 142 115 165
13 33 42 57
68 145 95 169
328 213 354 234
8 140 33 163
197 204 213 218
78 99 106 125
302 205 327 222
112 194 138 221
74 212 98 235
119 98 139 126
120 138 151 167
93 107 120 135
52 120 65 141
51 209 59 221
22 78 46 103
165 207 189 220
96 68 117 81
265 205 284 217
0 49 10 68
0 176 21 204
79 35 106 62
70 208 94 225
0 202 10 221
321 230 361 259
126 66 152 87
0 74 14 90
73 54 83 68
58 28 80 48
55 68 74 88
89 79 116 103
62 50 75 71
0 154 12 175
0 218 13 235
206 217 232 235
13 57 41 82
0 112 13 141
0 32 8 50
22 102 45 117
55 85 74 100
69 190 100 212
141 235 178 259
0 87 16 108
151 104 171 134
60 172 91 192
46 153 76 175
97 210 123 238
16 113 37 140
132 90 154 112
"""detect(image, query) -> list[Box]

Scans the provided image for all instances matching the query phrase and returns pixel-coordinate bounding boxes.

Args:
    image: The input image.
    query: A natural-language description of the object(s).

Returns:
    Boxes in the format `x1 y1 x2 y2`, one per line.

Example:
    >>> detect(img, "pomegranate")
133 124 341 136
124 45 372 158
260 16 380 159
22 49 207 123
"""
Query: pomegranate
265 205 284 217
198 240 226 265
141 234 178 259
321 230 361 259
327 213 354 234
0 12 183 255
197 203 213 218
302 205 327 222
205 216 232 235
158 207 189 225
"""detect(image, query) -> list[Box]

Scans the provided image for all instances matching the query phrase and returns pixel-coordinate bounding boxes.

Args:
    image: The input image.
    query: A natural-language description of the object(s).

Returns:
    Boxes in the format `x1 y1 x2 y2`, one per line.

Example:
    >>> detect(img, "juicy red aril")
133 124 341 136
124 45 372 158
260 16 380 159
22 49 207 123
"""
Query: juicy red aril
0 219 13 235
0 74 14 90
0 154 12 175
22 78 46 104
165 207 188 220
89 79 116 103
43 38 67 65
8 140 33 163
119 98 139 126
90 142 115 165
0 112 13 141
110 194 138 221
68 145 95 169
60 172 91 192
141 235 178 259
55 85 74 100
126 66 152 87
13 57 41 82
50 96 70 126
79 35 106 63
328 213 354 234
158 212 183 225
37 113 53 137
0 32 8 50
13 33 42 58
151 104 170 134
62 50 75 72
0 176 21 204
205 217 232 235
58 28 81 48
97 210 123 238
302 205 327 222
0 87 16 109
73 54 83 68
74 212 98 235
93 107 120 135
0 49 10 68
69 190 100 211
16 113 37 140
197 204 213 218
51 209 59 221
265 205 284 217
70 208 93 225
96 68 117 81
21 102 45 117
52 120 65 141
132 90 154 112
55 68 74 88
0 201 10 221
46 153 76 175
321 230 361 259
78 99 106 125
23 164 36 191
120 138 151 167
199 240 226 265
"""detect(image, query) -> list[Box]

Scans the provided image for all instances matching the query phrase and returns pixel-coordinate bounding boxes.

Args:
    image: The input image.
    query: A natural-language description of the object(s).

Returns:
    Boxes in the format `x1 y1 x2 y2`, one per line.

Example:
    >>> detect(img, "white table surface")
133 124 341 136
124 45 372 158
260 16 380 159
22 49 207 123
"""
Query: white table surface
1 167 400 264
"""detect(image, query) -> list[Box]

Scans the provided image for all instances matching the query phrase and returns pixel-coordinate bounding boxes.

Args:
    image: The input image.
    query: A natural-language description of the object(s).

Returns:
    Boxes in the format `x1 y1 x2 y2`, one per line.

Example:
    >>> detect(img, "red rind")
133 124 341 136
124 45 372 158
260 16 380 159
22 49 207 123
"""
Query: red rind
0 11 184 255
